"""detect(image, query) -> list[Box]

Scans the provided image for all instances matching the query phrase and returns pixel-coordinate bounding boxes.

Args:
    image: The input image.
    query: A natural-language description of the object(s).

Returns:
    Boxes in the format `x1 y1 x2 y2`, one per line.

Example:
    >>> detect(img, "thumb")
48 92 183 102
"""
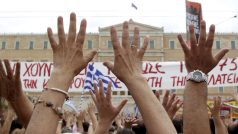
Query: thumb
84 50 97 63
116 99 128 113
103 61 114 71
214 49 229 63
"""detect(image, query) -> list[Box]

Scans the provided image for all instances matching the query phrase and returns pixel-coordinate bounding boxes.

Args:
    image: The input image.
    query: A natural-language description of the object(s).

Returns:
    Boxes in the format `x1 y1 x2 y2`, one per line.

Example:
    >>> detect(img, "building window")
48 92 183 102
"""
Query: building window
87 40 93 49
1 41 6 49
231 41 236 49
43 41 48 49
15 41 20 50
218 87 224 93
216 41 221 49
29 41 34 50
149 40 155 49
169 41 175 49
107 40 112 49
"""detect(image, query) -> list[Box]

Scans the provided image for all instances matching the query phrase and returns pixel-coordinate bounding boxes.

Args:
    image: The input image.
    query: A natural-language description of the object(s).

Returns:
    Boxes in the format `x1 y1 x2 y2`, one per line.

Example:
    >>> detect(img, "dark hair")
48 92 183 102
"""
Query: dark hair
117 128 135 134
10 118 23 134
228 123 238 134
209 118 215 134
82 121 90 132
172 118 183 133
132 122 146 134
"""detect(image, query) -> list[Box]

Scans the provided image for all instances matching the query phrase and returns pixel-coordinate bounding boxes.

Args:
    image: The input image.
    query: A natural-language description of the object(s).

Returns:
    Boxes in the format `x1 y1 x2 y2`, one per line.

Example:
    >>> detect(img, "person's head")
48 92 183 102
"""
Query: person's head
117 128 135 134
131 121 146 134
82 121 90 132
172 118 183 133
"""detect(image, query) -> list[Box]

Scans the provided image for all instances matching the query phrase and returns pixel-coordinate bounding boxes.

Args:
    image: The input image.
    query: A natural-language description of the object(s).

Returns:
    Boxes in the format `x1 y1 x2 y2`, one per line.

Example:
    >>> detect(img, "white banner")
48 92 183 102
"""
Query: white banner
8 57 238 92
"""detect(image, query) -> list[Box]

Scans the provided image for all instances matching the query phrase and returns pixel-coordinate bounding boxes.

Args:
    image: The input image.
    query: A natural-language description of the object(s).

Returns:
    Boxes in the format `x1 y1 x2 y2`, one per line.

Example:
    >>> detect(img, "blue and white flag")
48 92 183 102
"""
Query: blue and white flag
84 64 118 92
134 104 140 118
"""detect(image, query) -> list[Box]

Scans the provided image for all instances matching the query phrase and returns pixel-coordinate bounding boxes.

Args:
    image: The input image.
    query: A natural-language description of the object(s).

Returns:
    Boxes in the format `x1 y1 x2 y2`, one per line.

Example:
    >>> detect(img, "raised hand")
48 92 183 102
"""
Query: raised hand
103 22 148 84
0 60 22 102
90 80 127 125
156 90 182 119
47 12 97 81
208 97 221 118
177 21 229 74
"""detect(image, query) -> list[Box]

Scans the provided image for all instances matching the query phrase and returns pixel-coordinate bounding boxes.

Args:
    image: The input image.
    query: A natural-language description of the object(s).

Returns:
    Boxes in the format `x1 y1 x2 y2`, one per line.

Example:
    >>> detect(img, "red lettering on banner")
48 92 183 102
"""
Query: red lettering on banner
219 59 227 71
180 61 183 73
147 77 162 87
23 63 53 77
230 58 237 71
23 79 37 89
115 78 122 88
143 63 165 74
208 73 238 85
43 79 49 88
74 78 84 88
171 76 186 87
155 63 165 74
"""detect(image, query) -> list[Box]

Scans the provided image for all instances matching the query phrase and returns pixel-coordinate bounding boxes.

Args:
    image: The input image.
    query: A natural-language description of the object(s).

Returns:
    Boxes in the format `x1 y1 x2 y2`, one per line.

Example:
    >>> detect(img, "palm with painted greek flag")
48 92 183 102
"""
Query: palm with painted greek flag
84 64 118 93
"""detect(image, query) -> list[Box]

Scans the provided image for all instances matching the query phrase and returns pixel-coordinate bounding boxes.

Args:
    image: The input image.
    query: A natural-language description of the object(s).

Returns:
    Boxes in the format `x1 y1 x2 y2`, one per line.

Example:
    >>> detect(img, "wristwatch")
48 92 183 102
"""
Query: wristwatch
186 70 208 83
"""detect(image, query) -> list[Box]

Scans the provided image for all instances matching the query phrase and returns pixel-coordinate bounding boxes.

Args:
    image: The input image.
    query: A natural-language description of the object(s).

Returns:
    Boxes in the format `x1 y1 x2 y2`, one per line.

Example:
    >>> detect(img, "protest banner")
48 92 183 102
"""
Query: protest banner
8 57 238 92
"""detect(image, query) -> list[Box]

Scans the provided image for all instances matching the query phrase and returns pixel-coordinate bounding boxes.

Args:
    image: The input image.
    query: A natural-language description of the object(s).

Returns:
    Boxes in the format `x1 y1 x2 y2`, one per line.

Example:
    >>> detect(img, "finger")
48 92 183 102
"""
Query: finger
214 49 229 64
99 79 105 99
67 13 77 45
89 90 97 105
137 36 149 60
189 25 197 54
84 50 97 63
122 21 130 50
177 34 189 56
162 90 169 108
116 99 128 113
76 19 87 48
110 26 121 56
57 16 66 46
198 21 206 48
47 28 57 51
206 24 215 48
93 83 99 101
171 99 180 111
4 60 13 79
167 93 176 108
0 60 6 77
155 91 160 101
131 27 139 54
15 62 21 80
106 82 112 102
103 61 114 71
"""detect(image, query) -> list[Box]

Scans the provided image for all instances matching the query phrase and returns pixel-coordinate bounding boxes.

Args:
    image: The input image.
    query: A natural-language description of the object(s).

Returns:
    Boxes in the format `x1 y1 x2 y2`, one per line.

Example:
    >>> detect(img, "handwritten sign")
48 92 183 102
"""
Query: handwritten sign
8 57 238 92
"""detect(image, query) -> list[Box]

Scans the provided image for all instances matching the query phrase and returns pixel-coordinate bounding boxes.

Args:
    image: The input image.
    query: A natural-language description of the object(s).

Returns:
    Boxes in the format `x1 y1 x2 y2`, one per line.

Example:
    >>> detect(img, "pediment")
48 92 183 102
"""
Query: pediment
99 19 164 33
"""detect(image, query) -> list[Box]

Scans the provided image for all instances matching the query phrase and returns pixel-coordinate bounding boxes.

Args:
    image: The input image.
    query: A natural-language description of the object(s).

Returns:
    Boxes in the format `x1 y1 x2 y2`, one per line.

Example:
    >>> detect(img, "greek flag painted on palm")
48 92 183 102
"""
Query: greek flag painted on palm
84 64 118 92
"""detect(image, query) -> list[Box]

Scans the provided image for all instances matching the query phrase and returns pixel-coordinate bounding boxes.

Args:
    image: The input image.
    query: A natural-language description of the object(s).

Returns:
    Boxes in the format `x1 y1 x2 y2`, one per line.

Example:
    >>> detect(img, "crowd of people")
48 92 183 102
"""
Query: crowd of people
0 12 238 134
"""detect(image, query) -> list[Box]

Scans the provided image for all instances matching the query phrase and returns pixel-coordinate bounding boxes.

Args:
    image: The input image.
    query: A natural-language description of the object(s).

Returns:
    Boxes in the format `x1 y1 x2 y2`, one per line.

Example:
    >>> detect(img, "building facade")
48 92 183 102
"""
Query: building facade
0 19 238 98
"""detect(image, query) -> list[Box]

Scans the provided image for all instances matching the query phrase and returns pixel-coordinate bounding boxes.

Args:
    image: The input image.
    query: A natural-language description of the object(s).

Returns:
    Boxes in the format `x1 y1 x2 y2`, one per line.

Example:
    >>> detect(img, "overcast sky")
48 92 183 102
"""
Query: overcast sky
0 0 237 34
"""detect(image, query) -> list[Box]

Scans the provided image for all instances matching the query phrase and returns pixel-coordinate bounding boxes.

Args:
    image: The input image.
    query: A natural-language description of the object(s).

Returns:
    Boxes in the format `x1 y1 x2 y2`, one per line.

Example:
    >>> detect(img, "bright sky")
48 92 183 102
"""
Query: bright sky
0 0 237 33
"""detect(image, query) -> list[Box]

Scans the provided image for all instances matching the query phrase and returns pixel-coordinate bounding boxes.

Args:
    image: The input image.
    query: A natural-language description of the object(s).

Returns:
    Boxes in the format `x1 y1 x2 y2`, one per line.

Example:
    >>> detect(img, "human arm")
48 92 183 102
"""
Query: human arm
25 13 96 134
90 80 127 134
209 97 228 134
87 102 98 131
177 21 229 134
0 60 33 127
103 22 176 134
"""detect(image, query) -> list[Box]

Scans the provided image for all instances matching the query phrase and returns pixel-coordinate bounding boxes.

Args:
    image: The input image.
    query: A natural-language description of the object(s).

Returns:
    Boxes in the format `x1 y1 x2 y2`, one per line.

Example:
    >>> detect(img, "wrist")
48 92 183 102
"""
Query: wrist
124 75 147 89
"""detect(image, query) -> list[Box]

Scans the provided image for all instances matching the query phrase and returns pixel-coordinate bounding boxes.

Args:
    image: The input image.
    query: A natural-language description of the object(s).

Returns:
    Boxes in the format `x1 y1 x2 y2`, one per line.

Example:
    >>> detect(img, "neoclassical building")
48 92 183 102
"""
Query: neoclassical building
0 19 238 98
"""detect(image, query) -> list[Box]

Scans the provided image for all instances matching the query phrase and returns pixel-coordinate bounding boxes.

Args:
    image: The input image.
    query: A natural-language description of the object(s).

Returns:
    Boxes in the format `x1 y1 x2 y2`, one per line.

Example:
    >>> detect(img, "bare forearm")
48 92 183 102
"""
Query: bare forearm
125 76 176 134
94 121 111 134
10 92 33 127
77 121 84 132
183 81 210 134
25 71 73 134
213 117 228 134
